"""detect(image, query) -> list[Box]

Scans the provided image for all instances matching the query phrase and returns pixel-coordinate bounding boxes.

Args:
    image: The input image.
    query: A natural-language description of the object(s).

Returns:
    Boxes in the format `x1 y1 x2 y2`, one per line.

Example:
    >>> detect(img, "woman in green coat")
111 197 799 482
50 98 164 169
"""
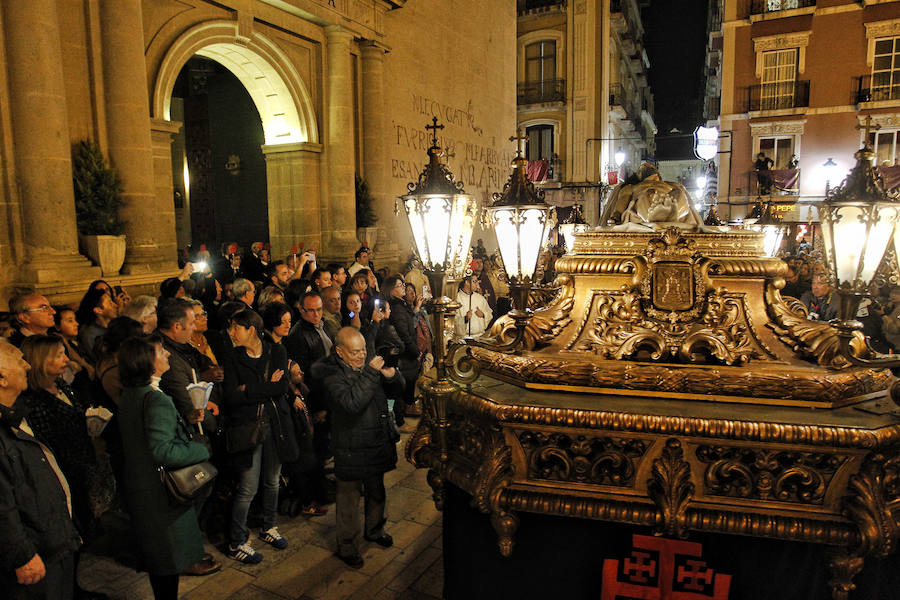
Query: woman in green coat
117 334 212 600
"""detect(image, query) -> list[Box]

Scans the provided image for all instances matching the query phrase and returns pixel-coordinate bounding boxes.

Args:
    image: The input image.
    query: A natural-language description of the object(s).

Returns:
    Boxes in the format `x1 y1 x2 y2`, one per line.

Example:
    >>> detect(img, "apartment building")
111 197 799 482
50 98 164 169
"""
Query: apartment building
516 0 657 224
708 0 900 223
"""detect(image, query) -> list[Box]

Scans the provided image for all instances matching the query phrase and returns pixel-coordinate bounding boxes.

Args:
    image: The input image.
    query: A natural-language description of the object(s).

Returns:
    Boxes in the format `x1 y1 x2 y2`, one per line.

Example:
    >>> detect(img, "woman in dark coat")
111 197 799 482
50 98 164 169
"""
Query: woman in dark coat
20 334 114 599
19 335 104 534
221 309 298 564
117 335 215 600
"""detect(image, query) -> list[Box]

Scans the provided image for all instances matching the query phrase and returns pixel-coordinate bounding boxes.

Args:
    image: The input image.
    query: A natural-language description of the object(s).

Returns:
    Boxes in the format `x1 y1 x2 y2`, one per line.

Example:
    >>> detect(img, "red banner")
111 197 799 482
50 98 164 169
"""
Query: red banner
602 534 732 599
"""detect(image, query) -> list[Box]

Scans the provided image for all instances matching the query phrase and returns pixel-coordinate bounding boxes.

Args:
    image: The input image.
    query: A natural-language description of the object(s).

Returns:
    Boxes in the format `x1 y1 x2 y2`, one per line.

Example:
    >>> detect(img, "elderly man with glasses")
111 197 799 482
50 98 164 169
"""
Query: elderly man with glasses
6 294 56 347
310 327 403 569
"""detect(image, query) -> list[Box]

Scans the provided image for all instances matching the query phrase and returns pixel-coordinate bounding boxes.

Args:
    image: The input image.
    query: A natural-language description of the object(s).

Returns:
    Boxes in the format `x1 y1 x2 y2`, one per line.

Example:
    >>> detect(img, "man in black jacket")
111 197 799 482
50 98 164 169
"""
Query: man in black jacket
157 299 222 430
311 328 403 569
0 341 81 599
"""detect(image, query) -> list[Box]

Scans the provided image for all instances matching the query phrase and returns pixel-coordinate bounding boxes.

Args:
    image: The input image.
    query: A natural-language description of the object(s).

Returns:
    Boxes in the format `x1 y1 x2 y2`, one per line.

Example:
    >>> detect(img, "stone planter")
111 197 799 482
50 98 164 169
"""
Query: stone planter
356 226 378 251
79 234 126 276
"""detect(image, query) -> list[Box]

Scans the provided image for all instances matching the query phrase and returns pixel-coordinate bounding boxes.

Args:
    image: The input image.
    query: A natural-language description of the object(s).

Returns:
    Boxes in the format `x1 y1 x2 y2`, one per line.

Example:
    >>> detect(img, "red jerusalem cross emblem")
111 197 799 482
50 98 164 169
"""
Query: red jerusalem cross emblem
601 534 731 600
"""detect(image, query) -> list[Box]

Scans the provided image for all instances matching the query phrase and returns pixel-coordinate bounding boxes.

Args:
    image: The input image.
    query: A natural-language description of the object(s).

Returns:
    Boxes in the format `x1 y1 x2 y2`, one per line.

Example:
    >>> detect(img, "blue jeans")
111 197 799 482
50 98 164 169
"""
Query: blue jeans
229 435 282 546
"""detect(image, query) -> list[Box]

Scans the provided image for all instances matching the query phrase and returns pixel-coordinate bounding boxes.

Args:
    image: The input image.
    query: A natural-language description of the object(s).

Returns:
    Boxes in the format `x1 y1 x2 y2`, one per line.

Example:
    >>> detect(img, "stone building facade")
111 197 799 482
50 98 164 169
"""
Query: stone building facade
515 0 656 224
709 0 900 222
0 0 516 306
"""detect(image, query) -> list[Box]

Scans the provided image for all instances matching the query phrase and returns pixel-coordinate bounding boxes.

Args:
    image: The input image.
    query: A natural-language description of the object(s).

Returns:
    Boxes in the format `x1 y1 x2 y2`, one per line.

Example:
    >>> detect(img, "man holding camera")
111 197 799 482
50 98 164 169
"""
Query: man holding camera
311 327 403 569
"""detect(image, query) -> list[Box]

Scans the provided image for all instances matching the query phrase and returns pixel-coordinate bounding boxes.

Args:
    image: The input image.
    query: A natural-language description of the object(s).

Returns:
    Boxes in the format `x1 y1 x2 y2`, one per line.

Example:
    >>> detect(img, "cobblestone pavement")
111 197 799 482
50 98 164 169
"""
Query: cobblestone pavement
78 418 444 600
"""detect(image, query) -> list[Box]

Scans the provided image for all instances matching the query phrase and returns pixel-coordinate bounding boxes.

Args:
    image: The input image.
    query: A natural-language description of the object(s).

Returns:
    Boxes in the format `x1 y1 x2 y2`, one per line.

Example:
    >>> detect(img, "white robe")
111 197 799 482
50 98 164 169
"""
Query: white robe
455 291 493 337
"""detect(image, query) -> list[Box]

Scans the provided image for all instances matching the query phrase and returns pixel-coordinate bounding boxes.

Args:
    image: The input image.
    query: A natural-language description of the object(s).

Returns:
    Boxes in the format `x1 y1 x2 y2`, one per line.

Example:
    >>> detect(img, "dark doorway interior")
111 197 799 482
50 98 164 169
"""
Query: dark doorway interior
171 57 268 255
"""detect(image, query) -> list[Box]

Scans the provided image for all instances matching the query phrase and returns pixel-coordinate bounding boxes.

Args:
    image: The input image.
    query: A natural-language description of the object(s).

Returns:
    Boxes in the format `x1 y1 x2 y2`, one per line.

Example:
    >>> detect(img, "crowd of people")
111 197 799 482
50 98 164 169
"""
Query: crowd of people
13 234 898 599
0 243 504 600
780 248 900 353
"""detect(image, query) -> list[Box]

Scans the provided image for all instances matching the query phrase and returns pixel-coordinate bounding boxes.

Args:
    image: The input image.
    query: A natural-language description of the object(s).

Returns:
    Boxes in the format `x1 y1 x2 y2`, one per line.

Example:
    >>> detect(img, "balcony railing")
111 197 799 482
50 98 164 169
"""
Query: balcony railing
750 168 800 196
609 83 625 106
749 0 815 15
747 80 810 111
517 79 566 105
855 74 900 104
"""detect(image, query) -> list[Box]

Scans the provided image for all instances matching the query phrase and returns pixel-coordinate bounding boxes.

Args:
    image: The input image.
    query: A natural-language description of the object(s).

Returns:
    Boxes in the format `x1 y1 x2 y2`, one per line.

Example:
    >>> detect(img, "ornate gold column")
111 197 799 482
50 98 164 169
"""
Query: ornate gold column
3 0 99 283
262 142 324 260
360 40 400 266
99 0 175 273
324 25 361 259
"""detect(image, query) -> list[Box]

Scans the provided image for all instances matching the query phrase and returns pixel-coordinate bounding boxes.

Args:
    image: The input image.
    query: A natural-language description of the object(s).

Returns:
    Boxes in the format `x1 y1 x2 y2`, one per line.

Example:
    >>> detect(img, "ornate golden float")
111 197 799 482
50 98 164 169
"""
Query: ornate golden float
406 160 900 600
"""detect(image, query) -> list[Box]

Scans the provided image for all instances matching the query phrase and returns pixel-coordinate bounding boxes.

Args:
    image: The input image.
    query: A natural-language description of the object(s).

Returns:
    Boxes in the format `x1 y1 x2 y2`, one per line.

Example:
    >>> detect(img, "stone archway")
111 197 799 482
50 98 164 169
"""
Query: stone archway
152 21 318 145
150 21 323 256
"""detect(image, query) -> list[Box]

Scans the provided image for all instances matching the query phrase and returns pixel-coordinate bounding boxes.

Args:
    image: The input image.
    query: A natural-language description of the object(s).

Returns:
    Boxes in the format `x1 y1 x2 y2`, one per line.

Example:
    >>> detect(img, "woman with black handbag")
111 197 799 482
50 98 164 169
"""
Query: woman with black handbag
117 334 219 600
222 309 298 564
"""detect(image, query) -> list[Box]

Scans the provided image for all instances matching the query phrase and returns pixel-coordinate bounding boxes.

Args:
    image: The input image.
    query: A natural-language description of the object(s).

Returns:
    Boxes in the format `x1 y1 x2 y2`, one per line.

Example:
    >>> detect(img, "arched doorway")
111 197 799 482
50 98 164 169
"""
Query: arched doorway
150 22 320 256
170 57 268 253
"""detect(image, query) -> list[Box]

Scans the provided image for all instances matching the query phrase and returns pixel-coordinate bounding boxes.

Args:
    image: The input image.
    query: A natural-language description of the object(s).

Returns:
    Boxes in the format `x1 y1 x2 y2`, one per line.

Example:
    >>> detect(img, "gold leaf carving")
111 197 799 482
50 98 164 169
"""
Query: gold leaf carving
766 282 865 368
648 438 694 538
489 273 576 349
844 453 900 557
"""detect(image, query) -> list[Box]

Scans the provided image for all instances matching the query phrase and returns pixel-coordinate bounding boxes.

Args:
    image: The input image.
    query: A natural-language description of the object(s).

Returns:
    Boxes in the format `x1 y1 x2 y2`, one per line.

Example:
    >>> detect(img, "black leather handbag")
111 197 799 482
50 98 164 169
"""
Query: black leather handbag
142 393 218 505
158 460 218 505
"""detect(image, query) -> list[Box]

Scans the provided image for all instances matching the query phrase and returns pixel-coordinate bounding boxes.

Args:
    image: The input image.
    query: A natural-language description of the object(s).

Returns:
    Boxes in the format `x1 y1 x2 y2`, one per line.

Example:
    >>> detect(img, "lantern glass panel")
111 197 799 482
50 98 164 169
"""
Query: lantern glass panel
823 205 865 285
861 205 899 284
492 208 520 280
404 196 431 266
761 225 784 257
520 207 549 280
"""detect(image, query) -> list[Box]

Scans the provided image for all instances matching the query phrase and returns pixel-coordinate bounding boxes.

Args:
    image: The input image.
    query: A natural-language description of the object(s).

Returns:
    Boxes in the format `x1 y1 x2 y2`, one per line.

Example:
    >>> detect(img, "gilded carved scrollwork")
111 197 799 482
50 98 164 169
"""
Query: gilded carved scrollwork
696 446 849 504
489 273 577 350
843 453 900 558
648 438 694 538
568 229 769 365
518 431 648 486
766 282 866 369
469 426 518 557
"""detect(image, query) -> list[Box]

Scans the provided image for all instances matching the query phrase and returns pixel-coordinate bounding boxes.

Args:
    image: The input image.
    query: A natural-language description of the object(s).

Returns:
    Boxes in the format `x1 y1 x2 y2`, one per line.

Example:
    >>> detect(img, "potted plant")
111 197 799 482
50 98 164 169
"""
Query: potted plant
355 174 379 250
72 140 127 275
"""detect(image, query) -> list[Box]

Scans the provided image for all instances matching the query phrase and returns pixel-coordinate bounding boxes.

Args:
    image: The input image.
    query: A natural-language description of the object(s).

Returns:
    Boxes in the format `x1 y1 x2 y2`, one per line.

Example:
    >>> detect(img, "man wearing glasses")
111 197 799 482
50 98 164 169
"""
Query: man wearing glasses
7 294 56 347
310 327 402 569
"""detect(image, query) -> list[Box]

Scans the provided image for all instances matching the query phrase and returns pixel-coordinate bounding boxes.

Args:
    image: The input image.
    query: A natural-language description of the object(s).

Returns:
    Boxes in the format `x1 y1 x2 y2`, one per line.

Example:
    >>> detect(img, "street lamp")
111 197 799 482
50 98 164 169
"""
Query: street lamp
558 203 587 255
483 139 554 326
821 141 900 392
398 117 477 462
823 157 839 197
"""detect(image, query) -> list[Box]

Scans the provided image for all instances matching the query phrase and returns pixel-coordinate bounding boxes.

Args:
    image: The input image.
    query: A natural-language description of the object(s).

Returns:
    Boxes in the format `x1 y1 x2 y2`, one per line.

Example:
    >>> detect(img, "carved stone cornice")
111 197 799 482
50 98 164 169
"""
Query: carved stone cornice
752 31 812 77
749 119 807 137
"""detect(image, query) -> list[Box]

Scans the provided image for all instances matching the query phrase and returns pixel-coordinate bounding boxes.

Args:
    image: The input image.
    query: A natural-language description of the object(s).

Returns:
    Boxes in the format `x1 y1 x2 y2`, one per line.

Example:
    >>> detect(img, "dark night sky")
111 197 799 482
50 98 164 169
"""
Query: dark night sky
642 0 710 136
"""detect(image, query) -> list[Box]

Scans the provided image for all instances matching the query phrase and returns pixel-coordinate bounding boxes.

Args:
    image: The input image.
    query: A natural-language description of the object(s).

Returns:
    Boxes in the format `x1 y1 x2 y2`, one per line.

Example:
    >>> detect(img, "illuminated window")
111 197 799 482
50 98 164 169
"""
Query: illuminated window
868 129 899 166
526 125 554 161
760 49 798 110
871 37 900 101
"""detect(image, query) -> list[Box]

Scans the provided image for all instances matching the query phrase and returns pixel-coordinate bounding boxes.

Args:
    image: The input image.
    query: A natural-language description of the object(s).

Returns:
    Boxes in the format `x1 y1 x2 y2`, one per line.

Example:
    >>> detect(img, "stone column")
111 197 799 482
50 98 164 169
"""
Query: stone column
360 40 400 267
262 142 324 260
3 0 99 282
150 119 183 268
324 25 361 259
99 0 174 273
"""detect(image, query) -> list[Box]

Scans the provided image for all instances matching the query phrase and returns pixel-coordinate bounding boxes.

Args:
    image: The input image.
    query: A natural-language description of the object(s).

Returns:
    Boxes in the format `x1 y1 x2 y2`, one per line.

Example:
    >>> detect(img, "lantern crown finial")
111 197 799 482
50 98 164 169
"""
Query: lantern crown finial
405 118 467 197
490 139 546 208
